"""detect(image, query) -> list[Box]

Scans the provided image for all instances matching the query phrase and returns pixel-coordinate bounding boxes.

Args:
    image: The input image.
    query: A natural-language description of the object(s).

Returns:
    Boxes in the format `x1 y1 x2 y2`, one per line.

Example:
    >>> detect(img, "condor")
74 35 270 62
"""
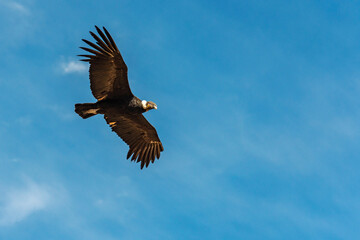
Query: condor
75 26 164 169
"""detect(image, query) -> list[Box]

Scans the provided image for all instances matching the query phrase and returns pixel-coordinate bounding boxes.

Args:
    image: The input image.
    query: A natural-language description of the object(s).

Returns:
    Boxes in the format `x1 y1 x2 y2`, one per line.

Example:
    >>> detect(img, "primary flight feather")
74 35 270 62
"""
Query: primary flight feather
75 26 164 169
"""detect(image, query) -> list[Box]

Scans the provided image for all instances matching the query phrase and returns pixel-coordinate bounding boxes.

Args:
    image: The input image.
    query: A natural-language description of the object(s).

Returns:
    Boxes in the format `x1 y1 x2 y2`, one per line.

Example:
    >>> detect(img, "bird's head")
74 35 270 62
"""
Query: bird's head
142 100 157 111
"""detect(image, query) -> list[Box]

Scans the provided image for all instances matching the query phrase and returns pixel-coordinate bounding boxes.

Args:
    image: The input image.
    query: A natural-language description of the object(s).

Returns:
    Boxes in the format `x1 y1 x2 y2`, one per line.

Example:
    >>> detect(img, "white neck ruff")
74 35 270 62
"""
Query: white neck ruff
141 100 147 109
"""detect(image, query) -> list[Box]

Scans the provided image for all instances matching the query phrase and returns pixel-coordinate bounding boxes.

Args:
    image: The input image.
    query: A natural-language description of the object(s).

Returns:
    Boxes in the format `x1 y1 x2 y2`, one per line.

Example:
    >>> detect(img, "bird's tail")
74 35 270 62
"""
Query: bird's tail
75 103 99 119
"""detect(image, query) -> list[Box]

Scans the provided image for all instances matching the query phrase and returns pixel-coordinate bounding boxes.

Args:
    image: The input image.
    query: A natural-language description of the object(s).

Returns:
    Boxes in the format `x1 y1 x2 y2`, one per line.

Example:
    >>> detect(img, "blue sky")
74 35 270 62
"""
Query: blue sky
0 0 360 239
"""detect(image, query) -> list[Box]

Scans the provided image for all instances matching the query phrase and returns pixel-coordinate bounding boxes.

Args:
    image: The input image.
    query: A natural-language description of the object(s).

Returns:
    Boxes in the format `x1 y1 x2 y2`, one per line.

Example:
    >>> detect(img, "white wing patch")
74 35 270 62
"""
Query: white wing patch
85 108 99 115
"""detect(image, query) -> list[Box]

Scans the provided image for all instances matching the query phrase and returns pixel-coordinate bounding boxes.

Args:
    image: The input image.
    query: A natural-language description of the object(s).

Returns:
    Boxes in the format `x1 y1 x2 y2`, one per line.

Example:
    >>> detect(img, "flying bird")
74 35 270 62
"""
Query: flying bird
75 26 164 169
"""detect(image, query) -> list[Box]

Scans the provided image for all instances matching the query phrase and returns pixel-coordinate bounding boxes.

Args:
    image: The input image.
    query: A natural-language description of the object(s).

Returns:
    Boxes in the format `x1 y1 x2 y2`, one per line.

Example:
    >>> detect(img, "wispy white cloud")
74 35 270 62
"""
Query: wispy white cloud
0 1 36 48
0 180 55 226
2 1 30 15
61 60 88 74
15 116 32 127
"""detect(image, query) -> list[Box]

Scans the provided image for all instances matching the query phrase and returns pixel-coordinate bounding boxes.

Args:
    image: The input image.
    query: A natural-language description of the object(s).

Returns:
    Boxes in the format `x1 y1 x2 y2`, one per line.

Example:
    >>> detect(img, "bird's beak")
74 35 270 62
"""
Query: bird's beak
154 105 157 110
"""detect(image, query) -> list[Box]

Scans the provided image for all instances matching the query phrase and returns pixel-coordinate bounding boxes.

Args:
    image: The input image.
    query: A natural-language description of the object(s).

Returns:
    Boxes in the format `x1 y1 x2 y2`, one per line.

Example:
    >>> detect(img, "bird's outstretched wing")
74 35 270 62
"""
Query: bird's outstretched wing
104 111 164 169
79 26 133 100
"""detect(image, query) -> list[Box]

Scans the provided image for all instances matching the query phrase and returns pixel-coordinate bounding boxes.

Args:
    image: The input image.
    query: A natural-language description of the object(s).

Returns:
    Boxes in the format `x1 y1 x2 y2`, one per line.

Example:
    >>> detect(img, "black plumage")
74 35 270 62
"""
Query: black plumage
75 26 163 169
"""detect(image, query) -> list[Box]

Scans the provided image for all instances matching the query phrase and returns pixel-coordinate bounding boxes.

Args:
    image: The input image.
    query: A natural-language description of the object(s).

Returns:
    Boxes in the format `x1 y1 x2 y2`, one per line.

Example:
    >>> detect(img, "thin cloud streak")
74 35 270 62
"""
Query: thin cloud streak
2 1 30 15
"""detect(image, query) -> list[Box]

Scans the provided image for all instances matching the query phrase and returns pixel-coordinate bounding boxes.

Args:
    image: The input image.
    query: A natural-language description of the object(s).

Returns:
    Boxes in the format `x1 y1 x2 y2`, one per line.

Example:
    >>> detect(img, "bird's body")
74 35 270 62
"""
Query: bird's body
75 26 163 169
76 96 151 118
